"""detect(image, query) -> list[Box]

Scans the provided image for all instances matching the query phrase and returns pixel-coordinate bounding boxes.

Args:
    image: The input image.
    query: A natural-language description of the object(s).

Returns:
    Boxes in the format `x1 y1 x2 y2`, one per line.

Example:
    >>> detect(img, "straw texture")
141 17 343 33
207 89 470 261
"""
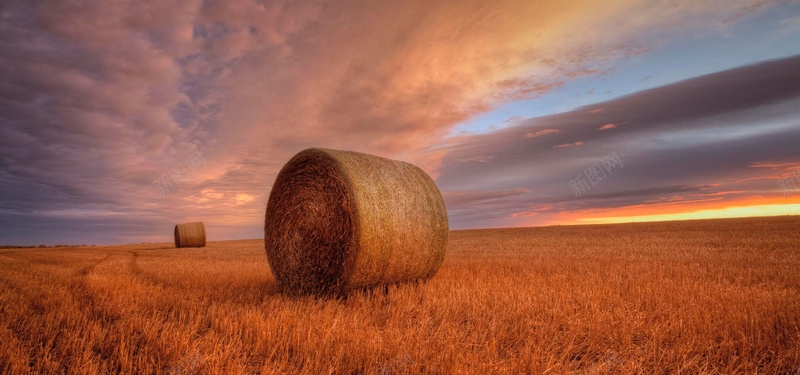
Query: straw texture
264 148 448 294
174 222 206 248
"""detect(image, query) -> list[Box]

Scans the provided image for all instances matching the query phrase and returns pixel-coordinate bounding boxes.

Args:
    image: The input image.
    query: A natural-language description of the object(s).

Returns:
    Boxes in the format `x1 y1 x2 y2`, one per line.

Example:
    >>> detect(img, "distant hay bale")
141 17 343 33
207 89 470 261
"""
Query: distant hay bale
264 148 449 294
174 222 206 248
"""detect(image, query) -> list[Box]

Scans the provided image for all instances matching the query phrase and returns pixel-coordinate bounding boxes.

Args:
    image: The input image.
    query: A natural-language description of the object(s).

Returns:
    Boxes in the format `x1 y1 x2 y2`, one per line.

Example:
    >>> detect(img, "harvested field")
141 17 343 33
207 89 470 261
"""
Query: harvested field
1 216 799 373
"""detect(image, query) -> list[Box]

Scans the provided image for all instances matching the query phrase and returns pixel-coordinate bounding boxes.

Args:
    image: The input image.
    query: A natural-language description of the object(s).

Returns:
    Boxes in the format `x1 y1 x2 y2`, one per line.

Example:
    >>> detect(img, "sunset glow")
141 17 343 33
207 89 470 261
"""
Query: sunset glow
580 204 800 224
1 0 800 245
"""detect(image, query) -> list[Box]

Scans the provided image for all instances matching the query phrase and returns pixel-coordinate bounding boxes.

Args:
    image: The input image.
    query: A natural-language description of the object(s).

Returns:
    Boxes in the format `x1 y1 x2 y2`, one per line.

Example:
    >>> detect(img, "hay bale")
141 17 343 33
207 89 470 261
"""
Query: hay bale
174 222 206 248
264 148 448 294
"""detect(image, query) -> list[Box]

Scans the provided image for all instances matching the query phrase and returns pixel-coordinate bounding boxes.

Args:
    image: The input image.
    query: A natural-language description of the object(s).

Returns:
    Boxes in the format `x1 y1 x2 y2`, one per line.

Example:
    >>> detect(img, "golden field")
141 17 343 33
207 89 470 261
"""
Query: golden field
1 216 799 374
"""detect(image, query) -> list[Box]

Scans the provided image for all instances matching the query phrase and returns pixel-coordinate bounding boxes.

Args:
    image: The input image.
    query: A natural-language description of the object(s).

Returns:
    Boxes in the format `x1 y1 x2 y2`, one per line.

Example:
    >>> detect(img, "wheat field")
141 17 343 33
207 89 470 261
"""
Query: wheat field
1 216 799 374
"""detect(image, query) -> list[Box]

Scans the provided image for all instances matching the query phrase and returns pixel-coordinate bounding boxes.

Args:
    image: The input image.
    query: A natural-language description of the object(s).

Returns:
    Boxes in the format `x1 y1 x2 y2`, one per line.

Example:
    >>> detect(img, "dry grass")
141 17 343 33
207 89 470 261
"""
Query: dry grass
1 216 799 374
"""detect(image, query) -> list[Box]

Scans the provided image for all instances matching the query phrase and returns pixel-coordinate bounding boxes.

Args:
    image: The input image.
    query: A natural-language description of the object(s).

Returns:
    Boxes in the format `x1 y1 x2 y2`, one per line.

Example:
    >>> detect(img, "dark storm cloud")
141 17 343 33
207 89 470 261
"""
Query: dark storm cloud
437 55 800 227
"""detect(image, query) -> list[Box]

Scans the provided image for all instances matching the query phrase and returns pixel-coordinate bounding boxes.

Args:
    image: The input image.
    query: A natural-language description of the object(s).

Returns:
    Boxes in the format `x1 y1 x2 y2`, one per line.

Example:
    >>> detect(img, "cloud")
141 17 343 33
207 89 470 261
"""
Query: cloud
454 156 494 163
778 14 800 32
553 141 584 148
0 0 789 244
433 54 800 228
525 129 561 138
749 162 800 171
598 123 618 130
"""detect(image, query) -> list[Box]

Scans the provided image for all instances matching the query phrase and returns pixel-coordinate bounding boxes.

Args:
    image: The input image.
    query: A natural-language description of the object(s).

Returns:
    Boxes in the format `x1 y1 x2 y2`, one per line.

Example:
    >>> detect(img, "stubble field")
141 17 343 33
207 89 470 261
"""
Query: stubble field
1 216 799 374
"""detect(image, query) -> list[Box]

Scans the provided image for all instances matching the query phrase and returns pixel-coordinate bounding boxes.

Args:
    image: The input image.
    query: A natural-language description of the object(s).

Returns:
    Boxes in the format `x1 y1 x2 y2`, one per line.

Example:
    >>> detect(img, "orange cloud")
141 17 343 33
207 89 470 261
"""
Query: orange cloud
553 141 584 148
749 162 799 170
598 123 618 130
510 211 539 218
525 129 561 138
704 190 748 196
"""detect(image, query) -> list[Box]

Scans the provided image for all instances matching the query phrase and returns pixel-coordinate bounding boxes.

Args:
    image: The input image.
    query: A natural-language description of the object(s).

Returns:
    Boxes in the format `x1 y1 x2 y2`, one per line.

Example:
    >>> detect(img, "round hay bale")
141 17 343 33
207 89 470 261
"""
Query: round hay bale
174 222 206 248
264 148 448 294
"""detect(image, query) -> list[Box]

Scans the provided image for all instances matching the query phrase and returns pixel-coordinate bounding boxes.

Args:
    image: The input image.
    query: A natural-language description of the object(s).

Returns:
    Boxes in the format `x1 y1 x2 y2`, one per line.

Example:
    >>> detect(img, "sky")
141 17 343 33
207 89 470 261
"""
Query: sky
1 0 800 245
